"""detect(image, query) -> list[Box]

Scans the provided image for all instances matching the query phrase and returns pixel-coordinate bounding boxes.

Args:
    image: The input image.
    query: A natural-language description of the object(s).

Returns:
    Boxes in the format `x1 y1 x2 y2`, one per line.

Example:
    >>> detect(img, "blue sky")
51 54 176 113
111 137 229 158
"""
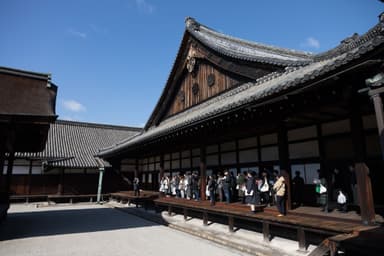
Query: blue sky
1 0 383 127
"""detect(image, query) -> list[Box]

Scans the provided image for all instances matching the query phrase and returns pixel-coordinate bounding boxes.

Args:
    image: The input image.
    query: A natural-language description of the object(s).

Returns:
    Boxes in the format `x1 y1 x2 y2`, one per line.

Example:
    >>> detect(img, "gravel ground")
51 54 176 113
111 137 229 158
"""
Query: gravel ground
0 203 254 256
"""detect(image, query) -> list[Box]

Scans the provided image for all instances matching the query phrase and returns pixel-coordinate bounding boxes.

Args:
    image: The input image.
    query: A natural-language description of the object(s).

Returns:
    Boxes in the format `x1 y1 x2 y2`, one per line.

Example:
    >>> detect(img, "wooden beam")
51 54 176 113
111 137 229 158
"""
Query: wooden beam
27 160 33 196
297 227 307 252
355 163 375 225
0 143 5 192
200 146 207 201
203 211 208 226
57 168 64 195
228 216 234 232
262 221 270 243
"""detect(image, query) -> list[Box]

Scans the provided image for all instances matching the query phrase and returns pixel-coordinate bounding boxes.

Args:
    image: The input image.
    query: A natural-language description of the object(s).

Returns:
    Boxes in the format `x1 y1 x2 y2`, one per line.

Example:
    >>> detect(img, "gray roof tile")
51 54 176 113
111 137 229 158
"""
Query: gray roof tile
17 120 141 168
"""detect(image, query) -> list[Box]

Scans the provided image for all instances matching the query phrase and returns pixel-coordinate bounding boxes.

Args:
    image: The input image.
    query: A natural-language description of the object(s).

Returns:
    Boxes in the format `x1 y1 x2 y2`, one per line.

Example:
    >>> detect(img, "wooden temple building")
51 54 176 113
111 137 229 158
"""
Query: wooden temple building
0 66 58 218
99 14 384 228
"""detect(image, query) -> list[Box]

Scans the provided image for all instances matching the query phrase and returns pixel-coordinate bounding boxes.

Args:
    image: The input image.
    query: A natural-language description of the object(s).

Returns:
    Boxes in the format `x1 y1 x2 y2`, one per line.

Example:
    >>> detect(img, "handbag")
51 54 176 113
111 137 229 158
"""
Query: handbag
260 182 269 192
319 184 327 194
245 190 254 196
337 191 346 204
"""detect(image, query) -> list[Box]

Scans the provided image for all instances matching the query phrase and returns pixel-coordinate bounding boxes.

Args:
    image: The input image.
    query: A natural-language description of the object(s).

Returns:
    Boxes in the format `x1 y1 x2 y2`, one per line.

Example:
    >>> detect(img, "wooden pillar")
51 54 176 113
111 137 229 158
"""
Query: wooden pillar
203 211 208 226
200 146 207 201
5 152 15 196
262 222 270 243
134 159 139 180
278 126 291 210
57 168 64 195
355 163 375 225
371 93 384 160
159 155 164 197
159 154 164 179
350 106 367 162
5 129 15 196
27 160 33 195
0 143 5 192
228 216 234 232
297 227 307 252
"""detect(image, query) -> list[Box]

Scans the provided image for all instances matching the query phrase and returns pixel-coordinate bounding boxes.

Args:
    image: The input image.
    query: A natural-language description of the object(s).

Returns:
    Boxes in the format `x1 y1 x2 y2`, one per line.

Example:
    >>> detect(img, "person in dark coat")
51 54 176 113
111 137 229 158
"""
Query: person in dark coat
207 174 217 206
133 176 140 196
292 171 304 207
245 171 258 212
222 170 232 204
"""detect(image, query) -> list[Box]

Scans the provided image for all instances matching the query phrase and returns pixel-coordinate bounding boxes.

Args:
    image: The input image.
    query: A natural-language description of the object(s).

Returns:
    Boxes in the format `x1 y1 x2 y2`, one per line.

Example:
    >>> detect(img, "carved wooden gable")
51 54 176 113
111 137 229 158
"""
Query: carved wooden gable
163 40 279 118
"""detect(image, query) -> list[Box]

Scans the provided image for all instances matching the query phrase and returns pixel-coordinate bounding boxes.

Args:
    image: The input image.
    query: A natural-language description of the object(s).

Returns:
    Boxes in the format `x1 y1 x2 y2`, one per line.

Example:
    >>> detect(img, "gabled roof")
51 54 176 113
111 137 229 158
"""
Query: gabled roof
99 15 384 158
17 120 142 168
145 18 314 131
185 17 313 66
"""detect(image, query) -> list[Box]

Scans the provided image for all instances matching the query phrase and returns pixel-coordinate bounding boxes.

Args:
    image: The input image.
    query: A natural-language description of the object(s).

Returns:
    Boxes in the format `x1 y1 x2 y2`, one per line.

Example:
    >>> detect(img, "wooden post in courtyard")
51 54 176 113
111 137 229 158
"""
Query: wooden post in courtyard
365 72 384 160
355 163 375 225
159 155 164 197
278 126 291 210
0 143 5 192
57 168 64 195
27 160 33 196
200 146 207 201
5 129 15 197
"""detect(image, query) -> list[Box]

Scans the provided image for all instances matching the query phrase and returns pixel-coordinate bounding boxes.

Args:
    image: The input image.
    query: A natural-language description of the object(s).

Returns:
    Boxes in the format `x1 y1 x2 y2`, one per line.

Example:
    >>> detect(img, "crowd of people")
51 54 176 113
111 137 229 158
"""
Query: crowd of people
158 169 287 216
133 164 358 216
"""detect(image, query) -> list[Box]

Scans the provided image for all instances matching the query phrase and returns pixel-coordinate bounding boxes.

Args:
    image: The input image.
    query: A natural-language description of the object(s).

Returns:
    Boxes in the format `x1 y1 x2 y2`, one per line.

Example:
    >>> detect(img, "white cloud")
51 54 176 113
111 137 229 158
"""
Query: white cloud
68 28 87 39
135 0 155 14
301 37 320 49
62 100 86 112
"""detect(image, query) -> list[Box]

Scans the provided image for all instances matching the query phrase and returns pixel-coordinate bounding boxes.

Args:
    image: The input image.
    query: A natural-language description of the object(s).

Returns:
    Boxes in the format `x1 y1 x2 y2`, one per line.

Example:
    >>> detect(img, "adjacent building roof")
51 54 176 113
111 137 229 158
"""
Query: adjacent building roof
0 66 58 152
99 15 384 158
17 120 142 168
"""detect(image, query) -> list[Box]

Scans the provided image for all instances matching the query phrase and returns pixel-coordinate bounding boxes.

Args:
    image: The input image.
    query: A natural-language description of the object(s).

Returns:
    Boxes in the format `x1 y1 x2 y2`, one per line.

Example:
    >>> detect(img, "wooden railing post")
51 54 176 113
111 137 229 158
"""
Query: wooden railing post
355 163 375 225
297 227 306 252
262 221 270 243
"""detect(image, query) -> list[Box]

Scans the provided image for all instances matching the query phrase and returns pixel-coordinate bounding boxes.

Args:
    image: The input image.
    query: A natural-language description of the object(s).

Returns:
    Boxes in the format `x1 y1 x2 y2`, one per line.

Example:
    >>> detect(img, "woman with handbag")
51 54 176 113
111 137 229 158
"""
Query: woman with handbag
315 169 329 212
245 171 257 212
273 174 286 217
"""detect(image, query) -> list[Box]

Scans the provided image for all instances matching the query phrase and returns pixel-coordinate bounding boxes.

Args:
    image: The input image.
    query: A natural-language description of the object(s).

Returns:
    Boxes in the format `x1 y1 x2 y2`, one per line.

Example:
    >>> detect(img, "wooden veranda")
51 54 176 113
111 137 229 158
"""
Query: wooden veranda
112 191 383 255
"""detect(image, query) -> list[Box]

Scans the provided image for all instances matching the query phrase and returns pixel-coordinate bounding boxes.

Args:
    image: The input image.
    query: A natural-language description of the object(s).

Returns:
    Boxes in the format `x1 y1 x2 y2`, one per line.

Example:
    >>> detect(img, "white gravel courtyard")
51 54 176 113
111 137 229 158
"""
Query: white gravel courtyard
0 203 253 256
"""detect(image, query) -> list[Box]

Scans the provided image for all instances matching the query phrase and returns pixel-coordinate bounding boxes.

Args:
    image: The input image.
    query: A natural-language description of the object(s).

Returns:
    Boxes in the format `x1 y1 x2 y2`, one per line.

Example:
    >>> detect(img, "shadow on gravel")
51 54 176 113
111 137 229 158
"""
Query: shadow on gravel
0 207 159 241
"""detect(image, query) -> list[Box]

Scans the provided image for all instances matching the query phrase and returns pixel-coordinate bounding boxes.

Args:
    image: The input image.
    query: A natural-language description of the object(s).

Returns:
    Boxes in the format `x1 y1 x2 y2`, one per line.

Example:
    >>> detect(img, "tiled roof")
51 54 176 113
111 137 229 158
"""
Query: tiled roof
17 120 141 168
185 17 314 66
99 17 384 158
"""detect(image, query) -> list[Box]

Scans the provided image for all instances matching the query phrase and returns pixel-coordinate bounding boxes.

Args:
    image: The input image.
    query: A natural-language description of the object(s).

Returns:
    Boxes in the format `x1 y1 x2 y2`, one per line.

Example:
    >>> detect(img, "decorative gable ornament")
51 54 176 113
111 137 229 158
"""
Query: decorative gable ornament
207 74 216 87
192 83 199 95
178 90 185 102
187 57 196 73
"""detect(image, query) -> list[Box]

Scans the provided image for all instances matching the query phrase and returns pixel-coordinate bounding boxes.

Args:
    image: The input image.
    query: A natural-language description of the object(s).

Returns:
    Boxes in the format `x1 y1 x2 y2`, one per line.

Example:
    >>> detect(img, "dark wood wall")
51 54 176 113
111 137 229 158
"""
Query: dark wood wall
166 61 243 117
10 171 132 195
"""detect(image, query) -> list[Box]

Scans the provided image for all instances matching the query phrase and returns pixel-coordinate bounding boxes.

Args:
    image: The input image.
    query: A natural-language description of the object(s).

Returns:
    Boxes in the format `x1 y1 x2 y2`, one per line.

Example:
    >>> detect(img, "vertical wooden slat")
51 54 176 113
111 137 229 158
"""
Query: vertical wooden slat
262 221 270 243
278 126 291 210
228 216 234 232
355 163 375 225
200 146 207 201
203 211 208 226
297 227 306 252
27 160 33 196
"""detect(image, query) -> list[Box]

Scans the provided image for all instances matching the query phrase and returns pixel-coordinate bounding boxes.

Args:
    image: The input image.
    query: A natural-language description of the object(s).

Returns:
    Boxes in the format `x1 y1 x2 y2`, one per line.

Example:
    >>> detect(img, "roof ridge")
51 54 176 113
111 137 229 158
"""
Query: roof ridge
185 17 314 63
315 14 384 60
55 119 142 131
